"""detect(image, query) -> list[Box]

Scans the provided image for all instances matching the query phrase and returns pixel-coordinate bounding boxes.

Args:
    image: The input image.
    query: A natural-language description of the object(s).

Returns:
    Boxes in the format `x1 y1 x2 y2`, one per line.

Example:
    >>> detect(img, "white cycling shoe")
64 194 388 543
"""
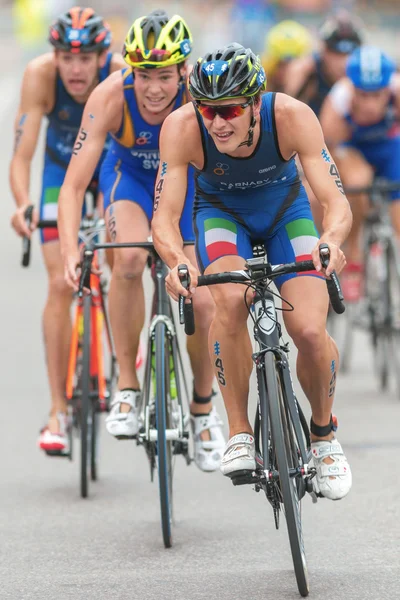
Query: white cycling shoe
38 412 70 455
105 390 141 439
190 407 225 472
220 433 256 477
311 438 352 500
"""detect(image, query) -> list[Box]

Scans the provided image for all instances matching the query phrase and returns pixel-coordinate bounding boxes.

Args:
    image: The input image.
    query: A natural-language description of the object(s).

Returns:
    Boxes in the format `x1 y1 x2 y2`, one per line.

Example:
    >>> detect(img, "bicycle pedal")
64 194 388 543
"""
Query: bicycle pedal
115 434 137 441
229 470 257 486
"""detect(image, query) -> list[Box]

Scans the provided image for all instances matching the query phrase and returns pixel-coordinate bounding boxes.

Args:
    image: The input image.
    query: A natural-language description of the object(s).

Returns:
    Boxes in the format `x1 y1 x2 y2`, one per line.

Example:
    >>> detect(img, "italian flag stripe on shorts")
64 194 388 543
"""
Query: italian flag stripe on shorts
205 217 238 262
42 187 59 242
285 218 322 276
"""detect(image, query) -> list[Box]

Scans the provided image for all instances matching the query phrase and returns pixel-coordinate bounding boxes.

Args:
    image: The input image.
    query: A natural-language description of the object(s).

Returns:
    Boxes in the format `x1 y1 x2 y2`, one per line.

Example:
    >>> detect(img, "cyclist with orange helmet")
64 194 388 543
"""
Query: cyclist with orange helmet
262 20 312 93
58 11 225 472
9 6 125 455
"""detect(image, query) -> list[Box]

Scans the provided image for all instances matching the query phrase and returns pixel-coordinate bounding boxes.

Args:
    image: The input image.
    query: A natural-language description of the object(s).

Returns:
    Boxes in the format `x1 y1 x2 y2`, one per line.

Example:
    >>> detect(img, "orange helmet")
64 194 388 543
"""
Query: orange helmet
49 6 111 54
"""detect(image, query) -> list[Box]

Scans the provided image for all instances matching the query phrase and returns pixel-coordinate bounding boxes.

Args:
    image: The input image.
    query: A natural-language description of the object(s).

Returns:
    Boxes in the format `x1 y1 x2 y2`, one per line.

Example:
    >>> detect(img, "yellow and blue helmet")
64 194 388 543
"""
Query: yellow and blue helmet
123 10 192 68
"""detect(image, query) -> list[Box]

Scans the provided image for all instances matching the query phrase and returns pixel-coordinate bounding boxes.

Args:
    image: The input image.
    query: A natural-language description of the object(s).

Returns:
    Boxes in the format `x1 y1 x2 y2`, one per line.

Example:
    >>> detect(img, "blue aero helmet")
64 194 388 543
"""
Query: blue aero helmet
346 46 396 91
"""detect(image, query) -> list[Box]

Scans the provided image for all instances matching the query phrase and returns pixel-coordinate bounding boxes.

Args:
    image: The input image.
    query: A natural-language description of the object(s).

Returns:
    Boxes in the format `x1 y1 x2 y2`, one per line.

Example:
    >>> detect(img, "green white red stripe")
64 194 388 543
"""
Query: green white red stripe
285 218 322 276
42 187 59 242
205 217 238 262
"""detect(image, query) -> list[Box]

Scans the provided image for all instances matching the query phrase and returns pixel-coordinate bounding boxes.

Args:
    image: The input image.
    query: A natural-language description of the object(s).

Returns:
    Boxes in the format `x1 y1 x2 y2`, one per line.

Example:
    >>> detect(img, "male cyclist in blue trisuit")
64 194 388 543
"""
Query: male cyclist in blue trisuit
152 43 353 500
320 46 400 301
58 11 225 472
284 11 362 117
9 6 125 455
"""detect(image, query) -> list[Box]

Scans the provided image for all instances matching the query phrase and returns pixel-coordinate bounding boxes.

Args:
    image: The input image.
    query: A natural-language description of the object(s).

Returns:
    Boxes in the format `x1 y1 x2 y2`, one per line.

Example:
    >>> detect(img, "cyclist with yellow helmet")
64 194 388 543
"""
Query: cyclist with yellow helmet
262 20 312 93
9 7 125 455
58 10 225 471
152 43 353 500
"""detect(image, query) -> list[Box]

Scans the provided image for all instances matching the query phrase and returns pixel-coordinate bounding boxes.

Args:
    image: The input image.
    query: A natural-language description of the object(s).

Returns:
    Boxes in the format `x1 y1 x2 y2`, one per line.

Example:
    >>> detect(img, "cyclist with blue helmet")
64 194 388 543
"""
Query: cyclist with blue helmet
320 46 399 301
9 7 125 455
152 43 353 500
58 11 225 472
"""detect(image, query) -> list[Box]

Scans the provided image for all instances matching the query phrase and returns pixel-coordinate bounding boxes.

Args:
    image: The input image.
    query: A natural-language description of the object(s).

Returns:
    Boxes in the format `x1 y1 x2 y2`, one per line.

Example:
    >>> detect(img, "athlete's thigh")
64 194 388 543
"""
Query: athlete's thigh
100 156 153 228
41 240 65 280
265 208 324 290
281 276 329 339
332 145 374 187
194 206 252 275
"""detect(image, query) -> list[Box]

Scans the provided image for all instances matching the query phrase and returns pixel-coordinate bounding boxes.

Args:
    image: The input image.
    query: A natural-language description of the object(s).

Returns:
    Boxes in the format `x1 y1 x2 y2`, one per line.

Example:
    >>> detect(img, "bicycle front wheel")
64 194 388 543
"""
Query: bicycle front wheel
155 321 173 548
265 352 309 597
80 294 92 498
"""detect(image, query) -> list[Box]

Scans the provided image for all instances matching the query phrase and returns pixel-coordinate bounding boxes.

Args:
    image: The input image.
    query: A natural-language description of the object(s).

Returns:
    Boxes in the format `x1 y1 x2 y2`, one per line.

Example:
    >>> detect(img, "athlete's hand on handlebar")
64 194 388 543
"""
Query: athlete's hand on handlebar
166 259 199 301
63 248 102 293
63 249 81 292
11 204 38 238
312 239 346 277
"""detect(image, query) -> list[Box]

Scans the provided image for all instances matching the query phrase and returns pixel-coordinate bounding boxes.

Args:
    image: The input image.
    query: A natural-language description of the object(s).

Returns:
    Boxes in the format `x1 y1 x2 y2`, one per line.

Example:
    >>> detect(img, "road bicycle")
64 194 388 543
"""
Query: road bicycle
79 239 194 546
22 205 117 498
331 179 400 394
178 243 344 597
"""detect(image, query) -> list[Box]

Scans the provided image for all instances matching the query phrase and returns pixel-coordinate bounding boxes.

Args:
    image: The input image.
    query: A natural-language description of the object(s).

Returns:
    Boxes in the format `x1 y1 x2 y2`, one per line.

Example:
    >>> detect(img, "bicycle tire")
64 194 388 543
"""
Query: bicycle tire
155 321 173 548
265 352 309 597
80 294 91 499
385 240 400 396
90 403 99 481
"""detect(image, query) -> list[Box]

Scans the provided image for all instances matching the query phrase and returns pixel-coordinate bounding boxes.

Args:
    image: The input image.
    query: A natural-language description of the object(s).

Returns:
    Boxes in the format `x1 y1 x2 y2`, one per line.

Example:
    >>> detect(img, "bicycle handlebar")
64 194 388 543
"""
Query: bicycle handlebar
21 206 105 268
345 179 400 197
178 243 345 335
77 240 194 297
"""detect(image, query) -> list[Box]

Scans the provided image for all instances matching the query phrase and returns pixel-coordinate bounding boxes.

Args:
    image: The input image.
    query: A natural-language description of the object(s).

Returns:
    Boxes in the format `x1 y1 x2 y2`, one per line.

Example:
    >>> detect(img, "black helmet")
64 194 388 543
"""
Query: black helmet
49 6 111 53
189 43 267 101
319 11 362 54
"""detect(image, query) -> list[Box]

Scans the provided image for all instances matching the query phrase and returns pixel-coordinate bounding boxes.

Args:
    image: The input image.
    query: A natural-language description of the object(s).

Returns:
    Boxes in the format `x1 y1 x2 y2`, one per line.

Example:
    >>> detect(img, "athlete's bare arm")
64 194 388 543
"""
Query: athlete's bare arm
9 55 56 236
390 73 400 113
58 71 124 286
110 53 126 72
283 56 316 102
152 103 203 298
319 80 352 146
275 93 352 273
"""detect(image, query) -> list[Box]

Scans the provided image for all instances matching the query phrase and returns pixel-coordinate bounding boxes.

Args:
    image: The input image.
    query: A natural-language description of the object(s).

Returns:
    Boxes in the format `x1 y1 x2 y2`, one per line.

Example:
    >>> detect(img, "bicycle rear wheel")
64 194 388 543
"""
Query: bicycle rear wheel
384 240 400 396
155 321 173 548
265 352 309 597
80 294 92 498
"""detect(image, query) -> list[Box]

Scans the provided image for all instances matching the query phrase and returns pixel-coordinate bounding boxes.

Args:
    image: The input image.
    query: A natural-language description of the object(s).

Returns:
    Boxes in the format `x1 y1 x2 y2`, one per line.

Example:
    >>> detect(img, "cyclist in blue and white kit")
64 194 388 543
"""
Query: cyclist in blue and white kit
59 11 225 472
152 43 353 500
320 46 400 301
9 6 125 454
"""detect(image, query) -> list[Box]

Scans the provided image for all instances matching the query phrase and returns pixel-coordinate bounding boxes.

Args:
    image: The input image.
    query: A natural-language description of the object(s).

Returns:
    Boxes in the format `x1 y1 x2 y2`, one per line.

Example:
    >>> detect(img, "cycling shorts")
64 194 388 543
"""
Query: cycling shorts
194 185 323 289
344 135 400 201
100 154 195 241
39 160 96 244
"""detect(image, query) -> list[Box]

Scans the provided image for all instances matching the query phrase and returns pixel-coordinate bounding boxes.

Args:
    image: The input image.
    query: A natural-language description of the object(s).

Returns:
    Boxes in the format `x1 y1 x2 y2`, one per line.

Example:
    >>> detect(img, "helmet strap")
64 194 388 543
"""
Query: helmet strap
238 100 256 148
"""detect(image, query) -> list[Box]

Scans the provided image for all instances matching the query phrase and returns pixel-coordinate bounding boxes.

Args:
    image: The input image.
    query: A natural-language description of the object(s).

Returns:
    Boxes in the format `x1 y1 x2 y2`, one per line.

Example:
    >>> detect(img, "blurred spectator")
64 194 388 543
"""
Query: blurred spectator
231 0 276 54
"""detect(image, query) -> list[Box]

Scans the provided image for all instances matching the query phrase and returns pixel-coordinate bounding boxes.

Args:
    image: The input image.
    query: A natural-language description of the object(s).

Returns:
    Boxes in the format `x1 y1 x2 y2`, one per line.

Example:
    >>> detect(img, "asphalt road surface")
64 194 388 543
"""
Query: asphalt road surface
1 60 399 600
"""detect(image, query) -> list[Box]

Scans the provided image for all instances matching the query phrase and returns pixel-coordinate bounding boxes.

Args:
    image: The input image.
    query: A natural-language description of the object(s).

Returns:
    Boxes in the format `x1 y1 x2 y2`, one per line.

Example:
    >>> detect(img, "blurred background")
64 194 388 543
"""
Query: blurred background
1 0 399 69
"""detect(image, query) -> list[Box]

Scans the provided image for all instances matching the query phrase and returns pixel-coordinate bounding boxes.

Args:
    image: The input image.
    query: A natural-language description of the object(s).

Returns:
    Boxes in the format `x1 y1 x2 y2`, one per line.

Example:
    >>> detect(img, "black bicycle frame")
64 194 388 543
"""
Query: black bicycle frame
252 286 309 473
